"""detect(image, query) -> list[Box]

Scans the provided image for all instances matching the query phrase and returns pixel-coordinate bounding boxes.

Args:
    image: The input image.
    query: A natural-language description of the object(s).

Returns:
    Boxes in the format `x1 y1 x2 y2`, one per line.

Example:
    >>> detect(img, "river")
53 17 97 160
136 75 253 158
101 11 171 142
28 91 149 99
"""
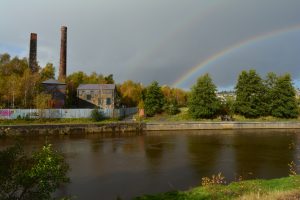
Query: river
1 129 300 200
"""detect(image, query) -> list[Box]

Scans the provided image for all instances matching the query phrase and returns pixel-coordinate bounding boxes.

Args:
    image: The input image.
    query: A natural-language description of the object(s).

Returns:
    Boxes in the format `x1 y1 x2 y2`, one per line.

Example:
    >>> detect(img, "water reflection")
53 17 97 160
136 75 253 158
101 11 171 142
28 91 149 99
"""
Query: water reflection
0 130 299 200
187 132 222 176
232 130 296 179
144 135 175 173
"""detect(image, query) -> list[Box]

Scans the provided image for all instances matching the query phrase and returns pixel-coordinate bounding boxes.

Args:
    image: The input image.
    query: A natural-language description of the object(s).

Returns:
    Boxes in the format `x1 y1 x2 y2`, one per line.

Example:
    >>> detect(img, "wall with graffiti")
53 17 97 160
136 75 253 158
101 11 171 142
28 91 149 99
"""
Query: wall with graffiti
0 108 137 120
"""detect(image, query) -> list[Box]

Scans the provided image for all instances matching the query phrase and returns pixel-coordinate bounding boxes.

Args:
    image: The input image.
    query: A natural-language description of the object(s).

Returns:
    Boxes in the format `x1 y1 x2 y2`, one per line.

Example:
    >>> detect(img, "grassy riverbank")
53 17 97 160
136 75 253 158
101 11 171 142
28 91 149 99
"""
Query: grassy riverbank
142 108 300 123
134 176 300 200
2 107 300 125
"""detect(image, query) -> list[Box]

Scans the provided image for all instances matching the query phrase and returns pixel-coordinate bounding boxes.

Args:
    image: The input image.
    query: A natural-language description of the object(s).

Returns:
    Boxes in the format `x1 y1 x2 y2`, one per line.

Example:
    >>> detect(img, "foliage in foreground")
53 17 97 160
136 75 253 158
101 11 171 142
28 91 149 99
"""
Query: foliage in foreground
0 142 69 200
134 176 300 200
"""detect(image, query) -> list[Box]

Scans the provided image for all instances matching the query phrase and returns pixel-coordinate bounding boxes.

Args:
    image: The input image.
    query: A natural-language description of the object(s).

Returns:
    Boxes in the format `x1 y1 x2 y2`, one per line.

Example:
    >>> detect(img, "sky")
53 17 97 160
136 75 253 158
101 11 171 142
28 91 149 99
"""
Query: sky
1 0 300 90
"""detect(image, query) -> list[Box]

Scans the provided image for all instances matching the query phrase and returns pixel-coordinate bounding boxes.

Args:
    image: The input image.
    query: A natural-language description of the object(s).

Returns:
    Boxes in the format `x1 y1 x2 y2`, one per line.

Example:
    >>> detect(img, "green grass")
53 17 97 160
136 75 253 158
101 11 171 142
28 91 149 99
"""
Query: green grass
2 107 300 125
134 176 300 200
142 107 300 123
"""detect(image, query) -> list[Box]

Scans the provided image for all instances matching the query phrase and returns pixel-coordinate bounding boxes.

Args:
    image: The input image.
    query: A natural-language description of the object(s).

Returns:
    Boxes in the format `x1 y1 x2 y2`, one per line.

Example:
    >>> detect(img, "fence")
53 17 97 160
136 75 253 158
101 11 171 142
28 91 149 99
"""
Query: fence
0 107 138 120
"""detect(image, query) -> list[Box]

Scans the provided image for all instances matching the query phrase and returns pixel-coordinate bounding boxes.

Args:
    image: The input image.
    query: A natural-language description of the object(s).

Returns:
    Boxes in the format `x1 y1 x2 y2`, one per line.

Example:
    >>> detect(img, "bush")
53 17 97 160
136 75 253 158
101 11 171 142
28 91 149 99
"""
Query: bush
91 108 104 121
165 99 180 115
0 142 69 200
201 173 226 186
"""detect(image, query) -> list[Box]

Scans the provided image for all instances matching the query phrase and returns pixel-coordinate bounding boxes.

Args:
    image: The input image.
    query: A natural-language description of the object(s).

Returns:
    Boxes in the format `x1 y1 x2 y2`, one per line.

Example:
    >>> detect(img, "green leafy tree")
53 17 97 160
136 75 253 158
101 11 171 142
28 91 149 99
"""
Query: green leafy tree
188 74 220 119
264 72 278 115
144 81 165 117
165 98 180 115
0 143 69 200
220 96 235 118
40 63 55 81
234 70 267 118
269 74 299 118
104 74 114 84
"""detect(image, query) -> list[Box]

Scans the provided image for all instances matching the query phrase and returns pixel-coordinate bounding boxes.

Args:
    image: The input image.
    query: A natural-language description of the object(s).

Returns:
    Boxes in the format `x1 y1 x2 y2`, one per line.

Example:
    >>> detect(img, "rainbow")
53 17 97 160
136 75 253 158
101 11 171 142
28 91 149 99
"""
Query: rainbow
172 24 300 88
127 0 229 71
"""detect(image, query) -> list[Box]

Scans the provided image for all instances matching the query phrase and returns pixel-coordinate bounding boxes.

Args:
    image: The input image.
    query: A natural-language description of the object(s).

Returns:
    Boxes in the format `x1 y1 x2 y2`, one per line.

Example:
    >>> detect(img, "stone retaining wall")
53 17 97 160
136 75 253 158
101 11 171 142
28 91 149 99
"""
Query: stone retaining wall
145 122 300 131
0 123 144 136
1 122 300 136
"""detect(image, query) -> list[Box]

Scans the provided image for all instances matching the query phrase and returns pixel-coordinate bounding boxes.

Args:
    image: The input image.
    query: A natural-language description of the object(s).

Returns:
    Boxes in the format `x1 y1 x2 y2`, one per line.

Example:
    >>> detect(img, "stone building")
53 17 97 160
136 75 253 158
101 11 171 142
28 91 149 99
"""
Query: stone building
42 79 66 108
77 84 117 109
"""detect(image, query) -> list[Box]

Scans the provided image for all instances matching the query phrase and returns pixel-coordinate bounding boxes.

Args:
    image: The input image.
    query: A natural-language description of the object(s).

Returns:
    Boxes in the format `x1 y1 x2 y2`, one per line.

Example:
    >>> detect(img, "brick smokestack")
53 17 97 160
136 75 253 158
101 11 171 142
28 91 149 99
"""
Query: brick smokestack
59 26 67 81
29 33 38 73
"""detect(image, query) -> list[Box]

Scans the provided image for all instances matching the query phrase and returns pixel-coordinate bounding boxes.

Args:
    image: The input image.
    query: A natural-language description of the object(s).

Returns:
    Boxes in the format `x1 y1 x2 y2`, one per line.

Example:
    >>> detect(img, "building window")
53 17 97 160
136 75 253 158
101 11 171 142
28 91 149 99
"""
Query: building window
106 98 111 105
80 90 85 96
87 94 91 100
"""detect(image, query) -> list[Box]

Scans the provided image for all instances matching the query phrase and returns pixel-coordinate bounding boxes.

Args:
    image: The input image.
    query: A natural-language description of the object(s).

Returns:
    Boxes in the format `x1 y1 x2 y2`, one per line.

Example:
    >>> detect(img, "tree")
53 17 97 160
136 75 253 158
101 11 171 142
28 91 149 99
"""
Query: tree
161 86 188 107
144 81 165 117
35 93 52 109
219 96 235 118
0 53 10 65
118 80 143 107
0 143 69 200
40 63 55 81
269 74 299 118
263 72 278 115
234 70 267 118
34 93 52 118
165 98 180 115
0 53 42 108
188 74 220 119
104 74 114 84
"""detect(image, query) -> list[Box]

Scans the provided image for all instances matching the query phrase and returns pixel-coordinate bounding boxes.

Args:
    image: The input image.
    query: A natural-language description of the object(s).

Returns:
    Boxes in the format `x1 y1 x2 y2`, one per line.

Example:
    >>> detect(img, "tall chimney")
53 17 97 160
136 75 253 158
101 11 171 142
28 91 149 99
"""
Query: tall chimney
59 26 67 81
29 33 38 73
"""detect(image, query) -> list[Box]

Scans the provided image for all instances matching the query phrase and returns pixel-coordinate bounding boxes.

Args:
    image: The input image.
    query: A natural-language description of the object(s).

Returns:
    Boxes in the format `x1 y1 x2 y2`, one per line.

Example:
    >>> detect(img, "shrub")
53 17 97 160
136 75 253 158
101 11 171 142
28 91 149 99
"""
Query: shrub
0 142 69 200
165 99 180 115
91 108 104 121
201 173 226 186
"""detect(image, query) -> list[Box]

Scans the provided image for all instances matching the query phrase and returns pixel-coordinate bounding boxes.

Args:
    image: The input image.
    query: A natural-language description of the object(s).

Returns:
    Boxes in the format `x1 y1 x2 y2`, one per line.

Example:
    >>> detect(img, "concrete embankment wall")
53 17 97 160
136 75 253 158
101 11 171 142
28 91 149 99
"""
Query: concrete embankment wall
145 122 300 131
0 123 143 135
1 122 300 135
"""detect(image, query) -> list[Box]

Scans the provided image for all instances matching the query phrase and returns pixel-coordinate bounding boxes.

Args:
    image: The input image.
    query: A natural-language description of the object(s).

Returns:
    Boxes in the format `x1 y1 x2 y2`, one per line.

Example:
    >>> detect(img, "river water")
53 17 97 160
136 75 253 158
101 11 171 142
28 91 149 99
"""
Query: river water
1 129 300 200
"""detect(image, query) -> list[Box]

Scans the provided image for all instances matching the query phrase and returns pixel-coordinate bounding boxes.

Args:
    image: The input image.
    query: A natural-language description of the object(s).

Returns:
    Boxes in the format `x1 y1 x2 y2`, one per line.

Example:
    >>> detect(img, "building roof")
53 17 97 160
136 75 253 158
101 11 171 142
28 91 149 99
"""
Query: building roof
42 79 66 85
77 84 116 90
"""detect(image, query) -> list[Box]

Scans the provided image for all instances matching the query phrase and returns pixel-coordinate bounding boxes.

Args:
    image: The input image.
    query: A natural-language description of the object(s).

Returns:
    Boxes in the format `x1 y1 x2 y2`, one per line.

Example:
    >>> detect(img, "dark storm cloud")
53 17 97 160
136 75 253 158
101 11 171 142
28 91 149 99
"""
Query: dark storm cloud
1 0 300 89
